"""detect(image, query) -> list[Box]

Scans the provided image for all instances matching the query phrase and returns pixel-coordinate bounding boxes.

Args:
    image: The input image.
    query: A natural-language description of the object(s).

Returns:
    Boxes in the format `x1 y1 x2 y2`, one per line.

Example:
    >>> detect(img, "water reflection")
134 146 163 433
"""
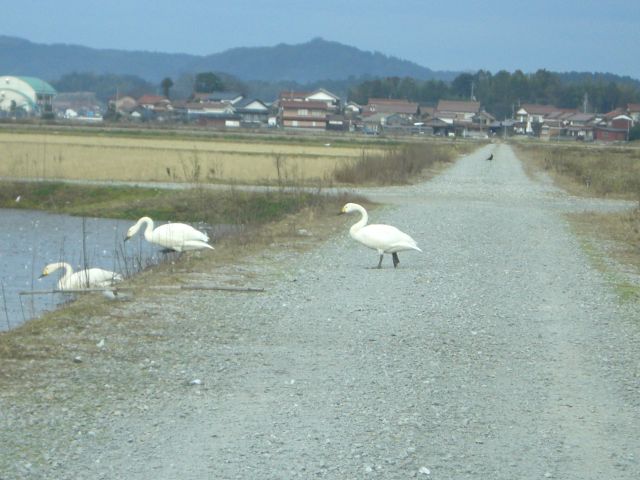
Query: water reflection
0 209 227 330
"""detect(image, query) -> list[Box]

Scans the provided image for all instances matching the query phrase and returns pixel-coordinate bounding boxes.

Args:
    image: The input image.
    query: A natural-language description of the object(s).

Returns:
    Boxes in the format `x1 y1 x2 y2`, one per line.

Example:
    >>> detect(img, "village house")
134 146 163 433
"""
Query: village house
111 95 137 115
515 104 559 134
427 100 492 137
137 94 171 111
276 88 341 130
234 98 270 127
594 112 632 142
626 103 640 123
173 100 240 127
362 98 420 132
279 99 328 130
436 100 479 121
365 98 419 116
280 88 340 111
563 112 598 141
193 91 244 105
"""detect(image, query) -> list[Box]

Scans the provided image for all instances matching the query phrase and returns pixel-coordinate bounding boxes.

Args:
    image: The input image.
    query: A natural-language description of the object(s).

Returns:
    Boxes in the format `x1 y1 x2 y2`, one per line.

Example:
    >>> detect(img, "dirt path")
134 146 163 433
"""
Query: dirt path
2 144 639 479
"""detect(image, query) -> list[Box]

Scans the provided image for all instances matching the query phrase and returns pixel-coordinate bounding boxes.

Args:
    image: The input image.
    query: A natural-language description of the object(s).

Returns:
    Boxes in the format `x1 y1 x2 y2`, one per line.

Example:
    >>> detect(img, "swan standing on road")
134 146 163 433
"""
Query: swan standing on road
125 216 213 252
40 262 123 291
340 203 422 268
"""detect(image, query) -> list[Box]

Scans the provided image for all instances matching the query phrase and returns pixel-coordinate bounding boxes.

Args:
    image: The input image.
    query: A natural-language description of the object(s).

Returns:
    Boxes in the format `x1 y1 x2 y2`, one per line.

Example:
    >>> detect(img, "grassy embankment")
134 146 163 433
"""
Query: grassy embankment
514 142 640 301
0 130 471 330
333 140 475 184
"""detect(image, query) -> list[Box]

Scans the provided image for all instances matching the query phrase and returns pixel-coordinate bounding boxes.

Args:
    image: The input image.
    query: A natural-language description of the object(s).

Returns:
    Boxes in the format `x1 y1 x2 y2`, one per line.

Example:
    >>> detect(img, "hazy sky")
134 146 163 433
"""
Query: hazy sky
4 0 640 79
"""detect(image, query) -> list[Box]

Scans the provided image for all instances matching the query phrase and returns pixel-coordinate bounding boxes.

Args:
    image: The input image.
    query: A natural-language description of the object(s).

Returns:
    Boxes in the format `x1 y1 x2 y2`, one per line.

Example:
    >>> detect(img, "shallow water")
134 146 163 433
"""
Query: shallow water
0 209 227 331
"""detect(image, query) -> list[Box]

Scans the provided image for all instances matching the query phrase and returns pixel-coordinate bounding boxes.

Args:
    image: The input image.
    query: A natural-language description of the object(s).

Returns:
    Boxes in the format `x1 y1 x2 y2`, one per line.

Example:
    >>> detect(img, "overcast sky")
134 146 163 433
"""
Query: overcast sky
4 0 640 79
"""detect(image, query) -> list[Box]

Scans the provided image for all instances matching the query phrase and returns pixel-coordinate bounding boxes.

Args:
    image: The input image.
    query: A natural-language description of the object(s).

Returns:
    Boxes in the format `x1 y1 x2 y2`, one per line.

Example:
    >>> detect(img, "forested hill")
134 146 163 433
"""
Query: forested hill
0 36 197 83
189 38 456 83
0 35 455 84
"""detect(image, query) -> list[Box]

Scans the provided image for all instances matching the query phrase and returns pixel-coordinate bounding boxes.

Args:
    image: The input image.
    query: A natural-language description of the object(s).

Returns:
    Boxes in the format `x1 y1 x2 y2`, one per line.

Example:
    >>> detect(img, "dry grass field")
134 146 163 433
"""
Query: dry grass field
0 131 380 185
514 140 640 301
514 141 640 199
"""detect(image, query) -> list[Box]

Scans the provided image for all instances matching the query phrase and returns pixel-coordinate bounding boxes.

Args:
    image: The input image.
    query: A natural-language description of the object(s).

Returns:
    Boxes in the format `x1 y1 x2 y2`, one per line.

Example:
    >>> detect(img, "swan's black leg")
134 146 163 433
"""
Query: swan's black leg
392 252 400 268
377 254 383 269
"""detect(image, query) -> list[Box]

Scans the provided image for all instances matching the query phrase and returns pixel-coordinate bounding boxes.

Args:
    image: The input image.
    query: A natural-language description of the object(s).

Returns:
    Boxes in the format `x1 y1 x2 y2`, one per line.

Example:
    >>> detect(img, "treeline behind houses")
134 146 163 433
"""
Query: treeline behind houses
347 69 640 119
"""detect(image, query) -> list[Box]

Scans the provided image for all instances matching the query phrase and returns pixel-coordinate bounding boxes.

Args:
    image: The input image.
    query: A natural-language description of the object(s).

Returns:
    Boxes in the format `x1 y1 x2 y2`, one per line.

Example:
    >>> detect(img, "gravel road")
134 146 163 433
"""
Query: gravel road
2 143 640 479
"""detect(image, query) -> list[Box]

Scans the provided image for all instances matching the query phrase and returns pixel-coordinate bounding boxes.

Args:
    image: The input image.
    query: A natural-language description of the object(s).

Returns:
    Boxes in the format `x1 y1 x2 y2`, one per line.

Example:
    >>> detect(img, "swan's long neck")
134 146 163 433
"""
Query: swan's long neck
51 262 73 282
350 205 368 235
138 217 155 241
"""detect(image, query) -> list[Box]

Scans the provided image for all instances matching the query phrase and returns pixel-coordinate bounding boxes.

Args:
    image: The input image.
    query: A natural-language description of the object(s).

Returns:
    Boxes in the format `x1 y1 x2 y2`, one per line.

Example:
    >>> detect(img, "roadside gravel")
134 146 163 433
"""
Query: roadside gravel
1 143 639 479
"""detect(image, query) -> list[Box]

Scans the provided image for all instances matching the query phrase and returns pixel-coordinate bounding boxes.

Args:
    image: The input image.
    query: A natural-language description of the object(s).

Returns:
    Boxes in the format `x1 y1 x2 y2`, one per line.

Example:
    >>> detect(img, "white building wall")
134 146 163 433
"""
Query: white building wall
0 76 37 112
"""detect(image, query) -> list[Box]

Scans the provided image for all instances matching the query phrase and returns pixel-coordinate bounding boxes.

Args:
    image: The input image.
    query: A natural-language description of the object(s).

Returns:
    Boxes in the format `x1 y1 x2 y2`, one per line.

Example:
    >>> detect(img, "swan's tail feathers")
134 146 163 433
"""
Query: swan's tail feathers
391 242 422 253
182 240 214 251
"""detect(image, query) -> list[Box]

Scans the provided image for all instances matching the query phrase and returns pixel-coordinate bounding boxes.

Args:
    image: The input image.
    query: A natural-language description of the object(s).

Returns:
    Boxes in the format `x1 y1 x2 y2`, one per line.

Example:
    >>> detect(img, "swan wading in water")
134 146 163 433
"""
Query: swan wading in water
125 216 213 252
340 203 422 268
40 262 123 291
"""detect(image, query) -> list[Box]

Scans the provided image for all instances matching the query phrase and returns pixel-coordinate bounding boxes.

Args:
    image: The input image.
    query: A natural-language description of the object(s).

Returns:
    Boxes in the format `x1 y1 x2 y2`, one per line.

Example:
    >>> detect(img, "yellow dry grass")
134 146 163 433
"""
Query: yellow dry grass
0 132 376 184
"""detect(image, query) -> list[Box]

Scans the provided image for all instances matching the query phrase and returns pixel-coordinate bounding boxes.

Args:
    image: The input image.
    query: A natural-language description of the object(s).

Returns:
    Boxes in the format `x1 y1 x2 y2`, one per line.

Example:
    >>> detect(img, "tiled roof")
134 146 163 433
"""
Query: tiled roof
603 108 625 119
627 103 640 112
279 91 312 100
566 113 595 122
367 98 419 114
234 98 269 111
436 100 480 113
518 104 558 115
420 106 435 116
280 100 328 110
137 94 168 105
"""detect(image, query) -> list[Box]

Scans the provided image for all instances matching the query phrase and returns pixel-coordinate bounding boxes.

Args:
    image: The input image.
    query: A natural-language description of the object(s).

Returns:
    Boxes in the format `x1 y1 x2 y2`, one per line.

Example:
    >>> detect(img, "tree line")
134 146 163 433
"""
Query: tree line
347 69 640 119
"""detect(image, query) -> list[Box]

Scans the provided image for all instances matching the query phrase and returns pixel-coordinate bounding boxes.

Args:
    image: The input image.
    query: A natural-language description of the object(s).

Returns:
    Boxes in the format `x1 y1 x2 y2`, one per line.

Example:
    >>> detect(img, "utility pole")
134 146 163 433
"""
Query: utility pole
583 92 589 113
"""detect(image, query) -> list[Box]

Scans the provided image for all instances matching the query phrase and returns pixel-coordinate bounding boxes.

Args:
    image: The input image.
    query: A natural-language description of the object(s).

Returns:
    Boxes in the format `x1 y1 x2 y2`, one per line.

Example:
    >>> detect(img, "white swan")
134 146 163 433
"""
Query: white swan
340 203 422 268
40 262 123 291
125 216 213 252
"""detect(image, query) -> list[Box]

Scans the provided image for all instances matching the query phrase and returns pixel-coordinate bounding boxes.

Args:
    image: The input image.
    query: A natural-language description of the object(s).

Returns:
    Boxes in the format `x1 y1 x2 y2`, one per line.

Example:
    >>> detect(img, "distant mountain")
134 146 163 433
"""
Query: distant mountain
190 38 456 83
0 36 197 83
0 35 456 84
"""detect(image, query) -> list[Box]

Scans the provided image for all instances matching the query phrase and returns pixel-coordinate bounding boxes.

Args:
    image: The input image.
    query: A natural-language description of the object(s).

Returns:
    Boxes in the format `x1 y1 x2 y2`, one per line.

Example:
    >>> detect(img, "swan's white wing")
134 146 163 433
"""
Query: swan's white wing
152 223 210 250
180 240 215 251
63 269 121 289
86 268 122 287
354 224 421 253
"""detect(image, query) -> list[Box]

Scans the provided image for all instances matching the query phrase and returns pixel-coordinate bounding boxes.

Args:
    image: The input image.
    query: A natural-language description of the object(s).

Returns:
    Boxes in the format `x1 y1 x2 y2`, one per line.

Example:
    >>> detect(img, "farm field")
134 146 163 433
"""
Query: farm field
0 131 382 185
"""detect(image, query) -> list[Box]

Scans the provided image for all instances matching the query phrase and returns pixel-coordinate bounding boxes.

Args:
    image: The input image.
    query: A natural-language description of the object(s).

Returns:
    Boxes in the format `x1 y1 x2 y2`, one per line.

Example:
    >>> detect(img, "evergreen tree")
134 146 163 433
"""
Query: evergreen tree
161 77 174 98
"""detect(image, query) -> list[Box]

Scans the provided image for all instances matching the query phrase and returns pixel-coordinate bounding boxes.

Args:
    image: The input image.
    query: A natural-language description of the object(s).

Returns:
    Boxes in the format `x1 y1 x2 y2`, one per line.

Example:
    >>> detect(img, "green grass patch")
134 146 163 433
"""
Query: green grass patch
614 282 640 302
0 180 350 229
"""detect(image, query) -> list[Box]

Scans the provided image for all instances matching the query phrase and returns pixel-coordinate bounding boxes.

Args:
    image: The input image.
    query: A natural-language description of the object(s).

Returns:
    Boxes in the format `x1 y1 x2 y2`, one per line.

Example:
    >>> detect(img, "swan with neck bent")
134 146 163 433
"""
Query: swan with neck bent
125 216 213 252
40 262 123 291
340 203 422 268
